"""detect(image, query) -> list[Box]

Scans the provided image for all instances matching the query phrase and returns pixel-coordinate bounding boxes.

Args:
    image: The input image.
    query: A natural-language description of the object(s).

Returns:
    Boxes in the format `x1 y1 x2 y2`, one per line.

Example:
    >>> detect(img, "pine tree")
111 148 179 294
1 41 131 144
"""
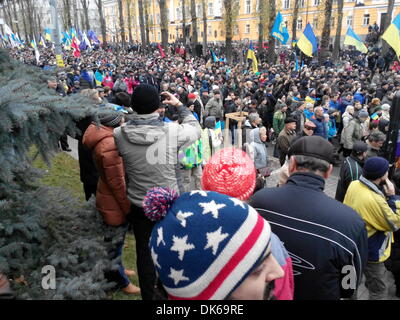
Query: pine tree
0 50 124 299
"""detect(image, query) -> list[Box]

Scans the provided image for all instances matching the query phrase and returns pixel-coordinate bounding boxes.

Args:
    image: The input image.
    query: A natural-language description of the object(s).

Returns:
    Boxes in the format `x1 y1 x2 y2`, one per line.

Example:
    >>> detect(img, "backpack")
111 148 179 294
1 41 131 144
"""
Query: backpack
178 139 203 169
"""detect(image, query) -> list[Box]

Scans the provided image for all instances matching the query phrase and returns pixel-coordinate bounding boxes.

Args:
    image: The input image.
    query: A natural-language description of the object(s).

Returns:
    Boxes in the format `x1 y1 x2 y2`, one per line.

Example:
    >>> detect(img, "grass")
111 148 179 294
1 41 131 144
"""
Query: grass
32 149 141 300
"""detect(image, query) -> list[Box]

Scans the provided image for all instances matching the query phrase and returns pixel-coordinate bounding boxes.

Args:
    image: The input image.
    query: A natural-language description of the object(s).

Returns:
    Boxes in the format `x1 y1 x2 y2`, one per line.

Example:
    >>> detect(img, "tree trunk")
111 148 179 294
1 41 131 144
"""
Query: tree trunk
25 0 36 41
382 0 395 54
18 0 29 41
181 0 186 44
332 0 343 62
11 0 21 39
202 0 207 55
81 0 91 32
159 0 169 47
95 0 107 46
292 0 299 42
126 0 133 43
190 0 198 54
258 0 268 57
145 2 150 45
318 0 333 65
266 0 276 64
117 0 126 47
72 0 79 30
223 0 234 64
63 0 73 29
35 10 42 40
138 0 147 48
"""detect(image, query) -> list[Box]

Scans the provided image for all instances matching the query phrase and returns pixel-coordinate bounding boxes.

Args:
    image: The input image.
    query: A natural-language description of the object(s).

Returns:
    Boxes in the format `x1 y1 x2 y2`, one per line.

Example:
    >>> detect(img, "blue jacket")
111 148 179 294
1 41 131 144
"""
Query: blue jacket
250 172 368 300
353 92 365 105
310 115 327 139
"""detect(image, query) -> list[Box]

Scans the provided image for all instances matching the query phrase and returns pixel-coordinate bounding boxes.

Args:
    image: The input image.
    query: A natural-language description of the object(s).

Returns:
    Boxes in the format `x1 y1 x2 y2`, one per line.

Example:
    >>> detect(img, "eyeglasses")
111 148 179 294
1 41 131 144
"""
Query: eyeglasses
304 126 316 131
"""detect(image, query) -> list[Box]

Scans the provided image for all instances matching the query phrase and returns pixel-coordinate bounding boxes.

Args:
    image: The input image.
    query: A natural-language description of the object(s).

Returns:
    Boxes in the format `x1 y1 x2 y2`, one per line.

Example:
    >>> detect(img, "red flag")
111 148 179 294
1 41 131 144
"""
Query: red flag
157 43 166 58
71 37 81 58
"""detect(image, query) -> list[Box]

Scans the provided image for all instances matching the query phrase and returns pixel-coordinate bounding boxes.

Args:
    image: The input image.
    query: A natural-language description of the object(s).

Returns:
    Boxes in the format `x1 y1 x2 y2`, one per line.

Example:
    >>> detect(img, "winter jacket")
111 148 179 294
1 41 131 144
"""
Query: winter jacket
328 117 337 139
83 124 130 226
114 107 201 207
250 172 368 300
204 97 224 121
273 110 286 135
202 116 222 163
277 128 296 165
249 128 268 169
303 109 314 120
339 98 354 114
102 76 114 89
341 118 363 149
291 109 305 134
310 115 327 139
341 112 354 129
335 155 364 202
344 176 400 263
353 92 365 105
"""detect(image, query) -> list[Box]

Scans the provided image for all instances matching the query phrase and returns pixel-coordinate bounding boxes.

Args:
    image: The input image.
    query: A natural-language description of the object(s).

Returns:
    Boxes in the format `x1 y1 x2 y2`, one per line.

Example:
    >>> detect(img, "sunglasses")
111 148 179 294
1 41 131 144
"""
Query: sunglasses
304 126 316 131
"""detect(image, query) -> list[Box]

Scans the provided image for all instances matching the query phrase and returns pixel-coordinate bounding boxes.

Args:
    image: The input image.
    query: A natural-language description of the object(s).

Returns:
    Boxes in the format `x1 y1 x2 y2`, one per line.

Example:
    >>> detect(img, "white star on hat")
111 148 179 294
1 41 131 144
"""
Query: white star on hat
199 200 226 219
170 235 195 261
176 211 194 228
190 190 208 197
230 197 246 209
204 227 229 255
157 227 166 247
151 247 161 269
168 268 189 286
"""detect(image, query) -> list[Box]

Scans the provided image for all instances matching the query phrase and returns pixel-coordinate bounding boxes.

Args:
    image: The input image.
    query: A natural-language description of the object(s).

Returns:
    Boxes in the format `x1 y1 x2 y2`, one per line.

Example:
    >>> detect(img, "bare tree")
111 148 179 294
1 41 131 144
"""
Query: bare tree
159 0 169 47
17 0 28 41
25 0 37 40
80 0 91 31
291 0 299 42
381 0 395 54
257 0 268 57
190 0 198 54
202 0 207 55
117 0 126 46
144 0 150 45
94 0 107 46
62 0 73 29
72 0 79 30
181 0 186 44
223 0 239 64
11 0 21 38
332 0 344 62
138 0 147 48
266 0 276 64
126 0 133 43
318 0 333 64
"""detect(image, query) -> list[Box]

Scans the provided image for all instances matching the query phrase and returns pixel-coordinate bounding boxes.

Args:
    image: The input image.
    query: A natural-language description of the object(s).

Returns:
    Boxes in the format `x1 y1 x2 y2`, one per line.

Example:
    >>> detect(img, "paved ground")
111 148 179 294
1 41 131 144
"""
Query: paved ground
64 136 399 300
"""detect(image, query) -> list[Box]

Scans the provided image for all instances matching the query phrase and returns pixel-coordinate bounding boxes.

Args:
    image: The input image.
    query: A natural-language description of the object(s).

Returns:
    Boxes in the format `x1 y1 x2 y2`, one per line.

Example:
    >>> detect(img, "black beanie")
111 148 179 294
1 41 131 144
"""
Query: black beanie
131 84 160 114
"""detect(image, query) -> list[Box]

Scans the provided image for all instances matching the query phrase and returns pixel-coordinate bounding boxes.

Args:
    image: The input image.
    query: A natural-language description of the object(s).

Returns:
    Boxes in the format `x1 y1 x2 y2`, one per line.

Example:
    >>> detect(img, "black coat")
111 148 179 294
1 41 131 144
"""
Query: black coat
250 172 368 300
335 155 364 202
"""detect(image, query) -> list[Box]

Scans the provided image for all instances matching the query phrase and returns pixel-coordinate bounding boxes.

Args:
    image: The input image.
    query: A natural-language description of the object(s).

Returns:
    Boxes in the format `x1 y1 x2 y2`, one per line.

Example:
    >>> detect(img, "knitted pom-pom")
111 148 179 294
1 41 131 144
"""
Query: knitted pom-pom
143 187 179 221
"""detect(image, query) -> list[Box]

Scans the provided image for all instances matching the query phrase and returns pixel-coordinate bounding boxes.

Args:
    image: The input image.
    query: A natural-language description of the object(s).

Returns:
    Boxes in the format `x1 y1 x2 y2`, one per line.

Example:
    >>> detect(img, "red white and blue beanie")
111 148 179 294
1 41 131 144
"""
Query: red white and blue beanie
143 188 272 300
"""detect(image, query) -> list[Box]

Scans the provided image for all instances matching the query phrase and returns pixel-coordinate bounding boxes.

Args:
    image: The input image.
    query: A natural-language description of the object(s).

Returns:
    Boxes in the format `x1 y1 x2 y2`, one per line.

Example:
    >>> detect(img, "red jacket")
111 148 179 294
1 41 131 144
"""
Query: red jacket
83 124 130 226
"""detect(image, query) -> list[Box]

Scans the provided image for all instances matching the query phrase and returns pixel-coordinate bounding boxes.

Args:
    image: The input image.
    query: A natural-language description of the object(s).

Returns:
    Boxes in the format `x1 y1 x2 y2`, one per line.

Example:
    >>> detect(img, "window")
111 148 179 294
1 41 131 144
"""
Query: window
313 0 320 5
363 14 370 26
245 24 250 34
245 0 251 14
299 0 305 7
201 31 204 37
284 0 290 9
234 25 239 35
313 17 318 29
158 32 160 41
214 30 218 38
347 15 353 27
196 4 202 17
208 25 212 36
208 3 213 16
297 18 303 30
176 8 180 20
156 14 160 25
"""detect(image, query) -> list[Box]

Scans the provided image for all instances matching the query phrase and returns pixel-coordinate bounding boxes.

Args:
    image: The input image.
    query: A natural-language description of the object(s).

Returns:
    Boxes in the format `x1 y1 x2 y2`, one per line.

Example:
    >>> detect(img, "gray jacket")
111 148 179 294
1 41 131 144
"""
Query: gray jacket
250 128 267 169
204 97 224 120
114 108 201 207
341 118 363 150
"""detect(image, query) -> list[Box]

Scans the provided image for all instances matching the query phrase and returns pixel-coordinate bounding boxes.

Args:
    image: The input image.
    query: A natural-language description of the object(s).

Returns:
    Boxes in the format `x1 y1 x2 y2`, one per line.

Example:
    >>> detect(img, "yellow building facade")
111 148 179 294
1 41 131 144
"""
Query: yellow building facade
103 0 400 44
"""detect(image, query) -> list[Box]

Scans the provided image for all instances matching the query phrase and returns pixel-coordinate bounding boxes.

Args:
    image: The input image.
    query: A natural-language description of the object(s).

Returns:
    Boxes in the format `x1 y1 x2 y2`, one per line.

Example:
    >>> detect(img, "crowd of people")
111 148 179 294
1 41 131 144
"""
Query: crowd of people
4 38 400 301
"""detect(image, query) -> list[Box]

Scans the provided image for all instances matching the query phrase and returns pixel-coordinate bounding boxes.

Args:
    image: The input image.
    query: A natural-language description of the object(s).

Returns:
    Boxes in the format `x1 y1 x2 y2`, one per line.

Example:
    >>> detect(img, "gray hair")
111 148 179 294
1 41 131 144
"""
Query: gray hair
293 155 330 173
368 131 386 143
248 113 260 124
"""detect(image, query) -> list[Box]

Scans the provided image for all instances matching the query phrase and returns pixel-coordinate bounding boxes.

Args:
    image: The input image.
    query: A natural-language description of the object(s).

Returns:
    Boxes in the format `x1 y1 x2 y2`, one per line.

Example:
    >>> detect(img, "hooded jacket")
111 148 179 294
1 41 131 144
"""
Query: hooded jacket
335 155 364 202
250 172 368 300
83 124 130 226
114 107 201 207
341 117 364 149
250 128 267 169
344 176 400 263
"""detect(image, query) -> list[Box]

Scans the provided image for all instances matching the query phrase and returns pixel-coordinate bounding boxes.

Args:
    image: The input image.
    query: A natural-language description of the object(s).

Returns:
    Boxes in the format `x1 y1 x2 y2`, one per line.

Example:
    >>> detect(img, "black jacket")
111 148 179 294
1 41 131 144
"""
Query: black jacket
249 172 368 300
335 155 364 202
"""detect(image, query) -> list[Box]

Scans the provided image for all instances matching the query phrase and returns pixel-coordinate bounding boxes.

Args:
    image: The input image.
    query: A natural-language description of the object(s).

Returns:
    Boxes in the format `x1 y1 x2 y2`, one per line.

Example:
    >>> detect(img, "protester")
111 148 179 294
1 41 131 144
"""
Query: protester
277 117 297 166
344 157 400 300
250 136 368 300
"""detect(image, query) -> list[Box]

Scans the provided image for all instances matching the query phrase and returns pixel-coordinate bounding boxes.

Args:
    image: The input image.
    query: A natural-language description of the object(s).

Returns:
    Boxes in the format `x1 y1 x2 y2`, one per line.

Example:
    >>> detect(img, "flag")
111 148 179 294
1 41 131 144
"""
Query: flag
157 43 166 58
344 26 368 54
246 42 258 73
88 30 100 44
39 35 47 48
271 11 289 44
44 28 52 41
382 13 400 58
4 24 13 37
210 49 218 62
297 23 318 57
294 52 300 71
30 38 40 64
71 37 81 57
70 28 77 39
94 71 104 86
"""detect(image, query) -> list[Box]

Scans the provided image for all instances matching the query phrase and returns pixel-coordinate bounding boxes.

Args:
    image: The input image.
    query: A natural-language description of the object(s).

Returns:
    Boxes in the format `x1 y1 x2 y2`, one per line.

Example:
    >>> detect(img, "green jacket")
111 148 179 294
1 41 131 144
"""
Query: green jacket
273 110 286 134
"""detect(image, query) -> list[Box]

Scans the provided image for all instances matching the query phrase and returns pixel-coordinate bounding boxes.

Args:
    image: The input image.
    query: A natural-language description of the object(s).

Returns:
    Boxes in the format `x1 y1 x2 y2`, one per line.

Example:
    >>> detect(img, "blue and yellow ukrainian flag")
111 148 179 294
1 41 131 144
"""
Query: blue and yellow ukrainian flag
382 13 400 58
210 49 219 62
271 11 289 44
297 23 318 57
94 71 104 87
44 28 52 41
344 26 368 53
247 42 258 73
